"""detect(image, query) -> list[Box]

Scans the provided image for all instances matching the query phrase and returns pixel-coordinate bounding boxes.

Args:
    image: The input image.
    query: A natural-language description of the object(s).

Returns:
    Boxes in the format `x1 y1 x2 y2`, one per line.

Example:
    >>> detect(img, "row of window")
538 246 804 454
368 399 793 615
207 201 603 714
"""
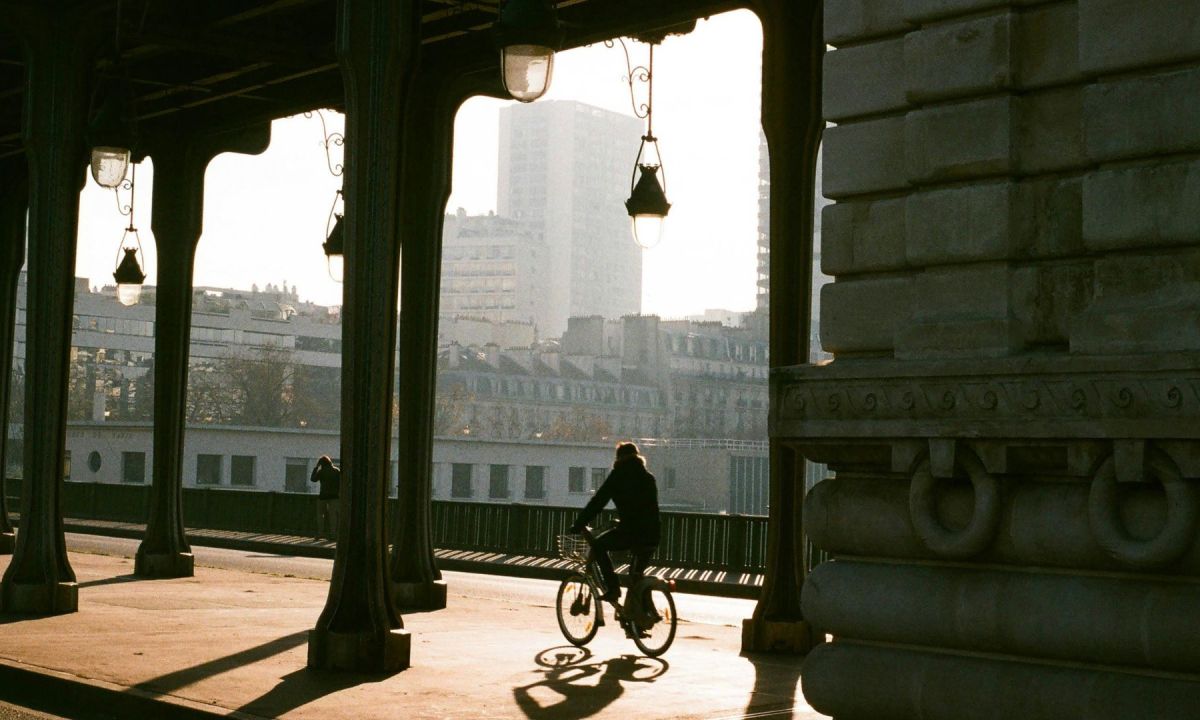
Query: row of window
447 463 604 500
446 462 678 500
76 449 258 487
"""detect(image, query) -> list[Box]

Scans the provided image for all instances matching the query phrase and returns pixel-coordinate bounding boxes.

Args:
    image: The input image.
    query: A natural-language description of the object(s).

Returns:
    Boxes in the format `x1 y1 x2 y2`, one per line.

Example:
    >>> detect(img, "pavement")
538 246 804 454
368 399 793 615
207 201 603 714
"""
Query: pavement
0 540 824 720
54 516 764 599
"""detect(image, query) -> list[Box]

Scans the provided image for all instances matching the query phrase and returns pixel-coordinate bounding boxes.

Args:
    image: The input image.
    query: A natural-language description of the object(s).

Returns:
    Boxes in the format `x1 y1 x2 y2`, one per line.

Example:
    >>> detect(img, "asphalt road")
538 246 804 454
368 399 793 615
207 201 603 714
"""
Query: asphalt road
64 533 756 628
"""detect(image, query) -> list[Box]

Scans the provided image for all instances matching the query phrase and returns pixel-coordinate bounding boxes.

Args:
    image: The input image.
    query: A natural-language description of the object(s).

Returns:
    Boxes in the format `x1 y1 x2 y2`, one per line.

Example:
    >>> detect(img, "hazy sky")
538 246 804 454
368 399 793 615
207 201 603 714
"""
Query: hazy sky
72 9 765 320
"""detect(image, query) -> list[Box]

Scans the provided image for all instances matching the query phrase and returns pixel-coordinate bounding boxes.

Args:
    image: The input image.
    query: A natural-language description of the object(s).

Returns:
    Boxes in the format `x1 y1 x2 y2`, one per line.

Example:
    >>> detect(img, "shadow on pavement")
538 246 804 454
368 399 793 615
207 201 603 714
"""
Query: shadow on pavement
739 649 805 719
132 629 309 695
513 646 669 720
77 573 142 589
238 666 380 718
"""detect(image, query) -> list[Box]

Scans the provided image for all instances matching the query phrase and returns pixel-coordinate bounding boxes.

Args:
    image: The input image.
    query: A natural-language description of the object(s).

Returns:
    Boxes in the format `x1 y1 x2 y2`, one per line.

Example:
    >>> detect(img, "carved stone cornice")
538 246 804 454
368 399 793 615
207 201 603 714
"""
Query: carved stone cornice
772 354 1200 440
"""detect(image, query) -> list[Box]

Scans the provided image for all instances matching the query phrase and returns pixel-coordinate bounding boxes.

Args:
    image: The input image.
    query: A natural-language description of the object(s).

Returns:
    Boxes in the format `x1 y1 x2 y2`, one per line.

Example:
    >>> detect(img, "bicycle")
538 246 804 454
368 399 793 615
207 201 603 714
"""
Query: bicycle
554 527 678 657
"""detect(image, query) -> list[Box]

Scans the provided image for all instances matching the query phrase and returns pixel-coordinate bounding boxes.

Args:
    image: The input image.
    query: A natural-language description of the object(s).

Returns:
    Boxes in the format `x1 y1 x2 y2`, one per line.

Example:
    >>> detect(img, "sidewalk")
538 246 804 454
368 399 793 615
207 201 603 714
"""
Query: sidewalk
0 550 822 720
56 517 764 599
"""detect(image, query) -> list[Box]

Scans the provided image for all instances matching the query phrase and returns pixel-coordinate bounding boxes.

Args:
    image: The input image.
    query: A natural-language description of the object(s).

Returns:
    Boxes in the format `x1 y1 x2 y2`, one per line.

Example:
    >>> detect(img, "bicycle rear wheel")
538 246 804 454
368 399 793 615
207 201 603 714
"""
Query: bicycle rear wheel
556 574 601 646
631 585 677 657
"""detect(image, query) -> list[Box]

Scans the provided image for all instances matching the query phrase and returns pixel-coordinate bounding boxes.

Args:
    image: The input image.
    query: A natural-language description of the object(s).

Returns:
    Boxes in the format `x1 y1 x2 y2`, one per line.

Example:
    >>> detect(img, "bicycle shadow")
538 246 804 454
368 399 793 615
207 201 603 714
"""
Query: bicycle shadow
513 646 669 720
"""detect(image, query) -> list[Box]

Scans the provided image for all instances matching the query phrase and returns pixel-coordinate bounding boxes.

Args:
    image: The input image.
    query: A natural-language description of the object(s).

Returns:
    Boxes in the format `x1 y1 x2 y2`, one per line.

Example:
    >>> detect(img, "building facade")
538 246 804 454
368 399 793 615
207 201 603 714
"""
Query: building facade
497 100 644 337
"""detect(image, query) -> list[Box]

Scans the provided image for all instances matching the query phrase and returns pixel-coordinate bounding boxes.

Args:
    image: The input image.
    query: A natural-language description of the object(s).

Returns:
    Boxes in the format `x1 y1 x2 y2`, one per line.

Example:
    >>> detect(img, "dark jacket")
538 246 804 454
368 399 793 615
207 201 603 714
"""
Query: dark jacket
572 455 660 544
311 463 340 500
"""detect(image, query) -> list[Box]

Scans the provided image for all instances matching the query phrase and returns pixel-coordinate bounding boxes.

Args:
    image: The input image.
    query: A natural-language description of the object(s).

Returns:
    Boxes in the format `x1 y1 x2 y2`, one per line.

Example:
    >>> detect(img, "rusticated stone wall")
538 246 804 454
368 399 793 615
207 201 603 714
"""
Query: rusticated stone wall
789 0 1200 717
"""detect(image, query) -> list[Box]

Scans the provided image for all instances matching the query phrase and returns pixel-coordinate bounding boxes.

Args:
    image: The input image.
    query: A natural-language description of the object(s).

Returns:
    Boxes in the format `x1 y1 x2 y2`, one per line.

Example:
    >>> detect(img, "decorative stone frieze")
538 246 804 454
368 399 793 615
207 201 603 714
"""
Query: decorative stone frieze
775 355 1200 440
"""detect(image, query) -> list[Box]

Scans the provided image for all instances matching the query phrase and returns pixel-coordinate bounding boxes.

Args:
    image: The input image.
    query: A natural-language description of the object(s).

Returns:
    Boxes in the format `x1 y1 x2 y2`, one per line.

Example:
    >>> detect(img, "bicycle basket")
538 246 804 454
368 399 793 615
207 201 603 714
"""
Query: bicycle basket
557 533 590 564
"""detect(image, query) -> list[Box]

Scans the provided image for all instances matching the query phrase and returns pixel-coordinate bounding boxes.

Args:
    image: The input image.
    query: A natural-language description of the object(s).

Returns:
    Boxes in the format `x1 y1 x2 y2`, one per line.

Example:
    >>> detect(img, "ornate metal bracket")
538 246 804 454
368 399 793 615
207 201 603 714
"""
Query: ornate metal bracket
305 109 345 177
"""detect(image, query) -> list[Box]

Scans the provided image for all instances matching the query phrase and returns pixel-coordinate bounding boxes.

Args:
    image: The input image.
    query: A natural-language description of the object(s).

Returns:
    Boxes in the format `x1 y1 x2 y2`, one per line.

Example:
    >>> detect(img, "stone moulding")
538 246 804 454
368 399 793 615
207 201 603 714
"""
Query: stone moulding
772 354 1200 440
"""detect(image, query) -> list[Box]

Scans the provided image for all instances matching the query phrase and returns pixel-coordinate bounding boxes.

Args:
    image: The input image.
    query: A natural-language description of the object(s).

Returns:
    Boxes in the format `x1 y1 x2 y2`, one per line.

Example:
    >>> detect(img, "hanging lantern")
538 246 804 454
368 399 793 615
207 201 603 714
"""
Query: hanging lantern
111 163 146 305
113 245 146 306
324 211 345 283
87 78 136 189
625 159 671 249
616 41 671 248
493 0 564 103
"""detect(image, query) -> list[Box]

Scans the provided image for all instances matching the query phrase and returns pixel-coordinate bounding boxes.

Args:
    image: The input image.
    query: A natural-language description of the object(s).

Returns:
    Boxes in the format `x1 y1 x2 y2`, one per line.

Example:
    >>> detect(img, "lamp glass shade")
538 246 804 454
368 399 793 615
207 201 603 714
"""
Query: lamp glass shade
116 283 143 306
502 45 554 102
91 147 131 189
631 214 665 249
327 254 344 283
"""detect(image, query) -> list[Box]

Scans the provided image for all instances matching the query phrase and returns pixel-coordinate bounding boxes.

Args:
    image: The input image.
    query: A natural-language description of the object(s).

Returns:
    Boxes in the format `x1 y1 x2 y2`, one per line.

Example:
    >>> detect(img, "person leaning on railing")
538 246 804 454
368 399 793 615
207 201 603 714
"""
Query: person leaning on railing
568 442 661 603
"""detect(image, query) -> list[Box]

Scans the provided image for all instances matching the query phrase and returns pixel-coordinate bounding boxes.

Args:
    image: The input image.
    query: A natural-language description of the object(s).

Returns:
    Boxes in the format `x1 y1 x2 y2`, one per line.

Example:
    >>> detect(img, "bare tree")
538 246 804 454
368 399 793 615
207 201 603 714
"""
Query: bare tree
224 344 296 428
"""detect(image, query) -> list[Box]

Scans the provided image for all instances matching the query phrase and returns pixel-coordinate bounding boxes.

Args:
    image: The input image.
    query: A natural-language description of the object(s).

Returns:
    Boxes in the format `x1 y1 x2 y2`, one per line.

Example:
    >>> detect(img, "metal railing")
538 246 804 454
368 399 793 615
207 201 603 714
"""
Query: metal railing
2 480 775 575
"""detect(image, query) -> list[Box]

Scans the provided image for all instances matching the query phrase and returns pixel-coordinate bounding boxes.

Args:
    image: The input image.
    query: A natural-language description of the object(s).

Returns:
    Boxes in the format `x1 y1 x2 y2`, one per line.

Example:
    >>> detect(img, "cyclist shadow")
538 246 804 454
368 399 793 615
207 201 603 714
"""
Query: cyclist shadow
513 646 669 720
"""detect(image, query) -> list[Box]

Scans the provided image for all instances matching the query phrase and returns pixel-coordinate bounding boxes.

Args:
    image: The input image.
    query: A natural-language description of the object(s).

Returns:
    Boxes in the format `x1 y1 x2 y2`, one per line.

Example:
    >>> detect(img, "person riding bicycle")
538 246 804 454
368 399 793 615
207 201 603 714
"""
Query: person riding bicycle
568 442 661 604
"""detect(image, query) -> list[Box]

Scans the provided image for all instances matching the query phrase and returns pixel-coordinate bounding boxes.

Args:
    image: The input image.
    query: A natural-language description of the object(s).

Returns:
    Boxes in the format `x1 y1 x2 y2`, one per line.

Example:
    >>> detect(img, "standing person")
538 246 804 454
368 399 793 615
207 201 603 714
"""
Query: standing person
569 442 661 603
310 455 341 541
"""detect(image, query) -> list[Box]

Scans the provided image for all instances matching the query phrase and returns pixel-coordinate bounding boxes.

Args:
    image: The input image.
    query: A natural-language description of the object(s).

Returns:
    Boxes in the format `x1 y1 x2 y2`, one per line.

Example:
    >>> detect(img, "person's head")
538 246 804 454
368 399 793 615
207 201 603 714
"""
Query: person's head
316 455 332 469
614 442 643 466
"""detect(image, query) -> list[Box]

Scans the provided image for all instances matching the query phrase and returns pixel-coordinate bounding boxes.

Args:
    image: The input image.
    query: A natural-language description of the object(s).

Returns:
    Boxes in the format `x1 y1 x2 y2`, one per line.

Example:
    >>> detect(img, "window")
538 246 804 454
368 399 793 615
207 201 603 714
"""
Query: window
489 464 510 499
666 467 677 489
524 466 546 500
568 466 586 494
196 454 222 485
284 458 309 493
63 450 72 480
231 455 256 487
451 463 473 498
121 452 146 484
591 468 606 491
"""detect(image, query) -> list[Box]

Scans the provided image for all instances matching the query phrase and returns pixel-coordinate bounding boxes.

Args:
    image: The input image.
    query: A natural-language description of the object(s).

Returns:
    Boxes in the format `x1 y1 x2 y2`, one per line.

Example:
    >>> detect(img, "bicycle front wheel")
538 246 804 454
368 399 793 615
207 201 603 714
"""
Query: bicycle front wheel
631 585 677 657
556 574 601 646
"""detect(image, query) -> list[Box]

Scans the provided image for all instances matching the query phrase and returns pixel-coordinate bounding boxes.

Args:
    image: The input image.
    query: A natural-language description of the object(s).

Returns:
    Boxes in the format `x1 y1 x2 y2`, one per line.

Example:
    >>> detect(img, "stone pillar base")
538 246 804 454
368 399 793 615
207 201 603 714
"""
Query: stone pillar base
307 628 411 673
1 581 78 615
741 617 820 654
134 551 194 578
0 531 14 554
391 580 447 611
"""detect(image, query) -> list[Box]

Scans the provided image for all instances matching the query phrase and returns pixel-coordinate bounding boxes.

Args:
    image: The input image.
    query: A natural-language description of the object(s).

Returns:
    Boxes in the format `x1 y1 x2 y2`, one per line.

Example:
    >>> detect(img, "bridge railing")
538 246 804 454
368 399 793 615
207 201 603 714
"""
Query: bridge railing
3 479 773 574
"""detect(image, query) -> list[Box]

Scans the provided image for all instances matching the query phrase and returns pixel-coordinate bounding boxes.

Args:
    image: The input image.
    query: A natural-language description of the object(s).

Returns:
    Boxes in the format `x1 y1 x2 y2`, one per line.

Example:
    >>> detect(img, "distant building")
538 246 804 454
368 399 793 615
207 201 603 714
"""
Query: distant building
439 209 549 329
498 100 645 337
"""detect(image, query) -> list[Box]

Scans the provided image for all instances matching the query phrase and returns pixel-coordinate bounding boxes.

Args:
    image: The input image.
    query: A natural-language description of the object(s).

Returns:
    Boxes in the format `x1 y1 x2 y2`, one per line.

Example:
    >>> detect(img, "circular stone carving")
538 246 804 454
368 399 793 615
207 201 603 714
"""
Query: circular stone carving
909 450 999 559
1087 450 1197 568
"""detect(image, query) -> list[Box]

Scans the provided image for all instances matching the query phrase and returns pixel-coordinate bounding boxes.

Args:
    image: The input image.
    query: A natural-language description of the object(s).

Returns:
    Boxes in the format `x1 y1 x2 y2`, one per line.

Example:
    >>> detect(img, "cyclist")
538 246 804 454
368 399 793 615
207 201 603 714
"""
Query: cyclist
569 442 661 604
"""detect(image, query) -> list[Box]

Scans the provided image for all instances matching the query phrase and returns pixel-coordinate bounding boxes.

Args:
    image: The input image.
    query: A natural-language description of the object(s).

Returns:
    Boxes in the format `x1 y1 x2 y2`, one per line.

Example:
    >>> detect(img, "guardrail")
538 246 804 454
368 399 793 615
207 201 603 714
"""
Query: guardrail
2 479 775 574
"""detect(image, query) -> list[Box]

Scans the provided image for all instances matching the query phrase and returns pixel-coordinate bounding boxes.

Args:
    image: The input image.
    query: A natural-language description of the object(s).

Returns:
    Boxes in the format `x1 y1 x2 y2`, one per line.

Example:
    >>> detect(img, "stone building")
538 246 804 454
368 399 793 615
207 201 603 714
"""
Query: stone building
435 313 770 443
438 209 549 329
789 1 1200 716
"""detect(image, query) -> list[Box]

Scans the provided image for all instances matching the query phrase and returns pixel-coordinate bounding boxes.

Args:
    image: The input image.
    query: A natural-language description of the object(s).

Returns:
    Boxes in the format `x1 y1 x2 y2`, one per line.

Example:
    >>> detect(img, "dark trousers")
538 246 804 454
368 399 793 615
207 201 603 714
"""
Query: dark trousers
592 526 654 598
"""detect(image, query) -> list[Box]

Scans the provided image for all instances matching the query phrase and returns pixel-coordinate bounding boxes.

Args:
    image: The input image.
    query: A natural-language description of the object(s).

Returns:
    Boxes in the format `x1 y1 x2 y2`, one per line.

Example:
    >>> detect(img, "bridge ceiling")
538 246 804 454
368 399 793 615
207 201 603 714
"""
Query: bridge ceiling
0 0 746 159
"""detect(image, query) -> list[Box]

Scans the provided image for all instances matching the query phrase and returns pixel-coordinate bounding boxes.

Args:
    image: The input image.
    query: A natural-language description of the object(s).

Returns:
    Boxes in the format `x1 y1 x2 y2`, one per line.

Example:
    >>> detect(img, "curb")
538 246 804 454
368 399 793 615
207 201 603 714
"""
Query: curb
0 658 256 720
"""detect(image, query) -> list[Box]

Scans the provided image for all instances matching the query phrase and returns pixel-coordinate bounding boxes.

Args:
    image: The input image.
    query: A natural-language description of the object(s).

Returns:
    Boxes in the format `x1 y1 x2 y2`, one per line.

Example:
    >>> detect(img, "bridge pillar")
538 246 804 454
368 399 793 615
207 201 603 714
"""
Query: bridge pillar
307 0 419 673
0 160 26 555
0 8 104 615
389 65 503 612
796 0 1200 717
741 0 824 654
134 126 271 579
